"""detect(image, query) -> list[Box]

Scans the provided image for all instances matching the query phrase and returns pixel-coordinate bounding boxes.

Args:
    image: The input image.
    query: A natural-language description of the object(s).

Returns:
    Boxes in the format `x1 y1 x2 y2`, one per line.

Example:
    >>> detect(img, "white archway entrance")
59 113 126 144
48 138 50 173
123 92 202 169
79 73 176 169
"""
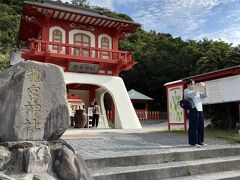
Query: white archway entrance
64 72 142 129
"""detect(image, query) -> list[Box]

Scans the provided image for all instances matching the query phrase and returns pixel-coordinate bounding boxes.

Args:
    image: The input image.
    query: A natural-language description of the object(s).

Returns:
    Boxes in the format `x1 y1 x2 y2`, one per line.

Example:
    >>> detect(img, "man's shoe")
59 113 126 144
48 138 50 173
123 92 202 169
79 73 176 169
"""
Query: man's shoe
199 143 207 146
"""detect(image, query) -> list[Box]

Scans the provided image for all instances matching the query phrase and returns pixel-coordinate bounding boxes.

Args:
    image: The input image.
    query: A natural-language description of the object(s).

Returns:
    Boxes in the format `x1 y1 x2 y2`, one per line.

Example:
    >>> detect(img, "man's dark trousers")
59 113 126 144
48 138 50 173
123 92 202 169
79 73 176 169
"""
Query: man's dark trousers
188 108 204 145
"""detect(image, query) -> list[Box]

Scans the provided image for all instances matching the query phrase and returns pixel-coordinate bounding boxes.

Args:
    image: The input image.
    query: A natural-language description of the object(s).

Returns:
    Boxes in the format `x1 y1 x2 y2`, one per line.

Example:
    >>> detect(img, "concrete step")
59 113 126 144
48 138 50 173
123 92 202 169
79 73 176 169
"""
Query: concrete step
92 155 240 180
165 170 240 180
84 146 240 170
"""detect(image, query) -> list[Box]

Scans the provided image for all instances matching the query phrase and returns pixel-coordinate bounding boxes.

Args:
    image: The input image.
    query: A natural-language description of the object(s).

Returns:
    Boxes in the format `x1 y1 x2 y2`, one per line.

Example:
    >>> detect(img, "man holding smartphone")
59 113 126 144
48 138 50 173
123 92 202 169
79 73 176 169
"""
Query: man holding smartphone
184 79 208 146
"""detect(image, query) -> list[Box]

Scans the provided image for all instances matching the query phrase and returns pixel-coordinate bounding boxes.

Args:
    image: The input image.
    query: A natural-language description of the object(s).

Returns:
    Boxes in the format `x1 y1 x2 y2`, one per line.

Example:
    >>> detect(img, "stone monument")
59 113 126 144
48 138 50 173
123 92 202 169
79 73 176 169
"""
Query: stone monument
0 61 90 180
0 61 69 141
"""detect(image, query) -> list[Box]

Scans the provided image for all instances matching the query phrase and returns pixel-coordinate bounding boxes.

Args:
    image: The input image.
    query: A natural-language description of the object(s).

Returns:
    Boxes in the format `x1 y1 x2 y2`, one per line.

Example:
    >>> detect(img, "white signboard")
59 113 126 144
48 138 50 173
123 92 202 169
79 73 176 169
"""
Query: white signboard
203 74 240 104
168 86 184 123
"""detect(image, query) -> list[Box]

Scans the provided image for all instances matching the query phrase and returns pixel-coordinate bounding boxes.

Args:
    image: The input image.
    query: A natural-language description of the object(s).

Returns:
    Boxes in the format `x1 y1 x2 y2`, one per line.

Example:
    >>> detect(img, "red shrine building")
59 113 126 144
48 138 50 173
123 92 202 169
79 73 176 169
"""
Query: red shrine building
16 0 142 129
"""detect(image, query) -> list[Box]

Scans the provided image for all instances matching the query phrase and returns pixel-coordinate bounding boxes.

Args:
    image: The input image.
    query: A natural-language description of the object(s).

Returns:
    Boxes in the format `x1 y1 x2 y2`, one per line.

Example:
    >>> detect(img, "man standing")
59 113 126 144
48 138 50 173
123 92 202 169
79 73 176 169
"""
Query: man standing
184 79 207 146
92 101 100 128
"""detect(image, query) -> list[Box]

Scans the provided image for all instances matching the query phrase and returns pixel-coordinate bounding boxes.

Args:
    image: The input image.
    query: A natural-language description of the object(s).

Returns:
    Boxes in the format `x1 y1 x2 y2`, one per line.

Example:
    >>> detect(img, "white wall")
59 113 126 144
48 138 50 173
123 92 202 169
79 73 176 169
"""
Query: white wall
64 72 142 129
49 26 66 54
95 88 110 128
98 34 112 49
203 74 240 104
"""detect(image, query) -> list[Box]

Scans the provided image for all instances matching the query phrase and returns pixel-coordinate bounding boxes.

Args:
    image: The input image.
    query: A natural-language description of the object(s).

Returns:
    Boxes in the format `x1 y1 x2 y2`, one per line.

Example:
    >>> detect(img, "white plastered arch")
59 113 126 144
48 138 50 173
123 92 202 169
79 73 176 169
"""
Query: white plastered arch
98 34 112 49
95 88 110 128
49 26 66 54
64 72 142 129
69 29 96 57
69 29 95 47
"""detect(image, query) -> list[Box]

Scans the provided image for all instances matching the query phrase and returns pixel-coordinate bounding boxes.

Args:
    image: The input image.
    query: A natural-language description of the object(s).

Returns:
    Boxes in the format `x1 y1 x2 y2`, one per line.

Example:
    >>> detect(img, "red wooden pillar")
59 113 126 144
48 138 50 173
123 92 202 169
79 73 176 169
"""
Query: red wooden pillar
42 10 53 41
111 98 115 124
95 33 99 58
182 80 187 132
238 103 240 123
113 30 119 50
145 102 148 120
157 111 160 119
166 87 170 131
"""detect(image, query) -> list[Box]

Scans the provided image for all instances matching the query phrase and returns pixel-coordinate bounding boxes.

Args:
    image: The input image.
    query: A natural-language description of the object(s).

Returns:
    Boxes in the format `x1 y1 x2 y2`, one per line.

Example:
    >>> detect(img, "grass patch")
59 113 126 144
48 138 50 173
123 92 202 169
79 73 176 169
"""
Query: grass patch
205 128 239 144
163 128 240 144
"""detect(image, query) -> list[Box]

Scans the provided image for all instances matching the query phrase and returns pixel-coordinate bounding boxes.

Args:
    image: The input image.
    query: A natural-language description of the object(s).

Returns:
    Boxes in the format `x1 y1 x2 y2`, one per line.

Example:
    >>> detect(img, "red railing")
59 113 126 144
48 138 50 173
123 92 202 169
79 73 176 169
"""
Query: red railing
106 110 114 122
106 109 160 121
135 110 160 120
27 39 133 64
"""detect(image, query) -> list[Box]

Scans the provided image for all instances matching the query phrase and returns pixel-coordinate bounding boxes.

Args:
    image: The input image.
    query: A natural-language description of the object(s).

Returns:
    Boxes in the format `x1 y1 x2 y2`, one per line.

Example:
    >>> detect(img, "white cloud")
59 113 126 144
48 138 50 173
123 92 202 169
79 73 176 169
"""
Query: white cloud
130 0 222 33
192 27 240 46
113 0 240 45
87 0 114 9
62 0 114 9
114 0 139 6
186 6 240 46
61 0 240 46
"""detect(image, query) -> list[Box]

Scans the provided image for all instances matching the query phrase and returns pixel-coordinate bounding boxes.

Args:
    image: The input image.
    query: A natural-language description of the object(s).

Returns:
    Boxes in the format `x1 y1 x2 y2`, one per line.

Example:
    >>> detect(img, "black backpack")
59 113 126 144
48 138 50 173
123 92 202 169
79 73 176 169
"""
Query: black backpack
179 98 192 110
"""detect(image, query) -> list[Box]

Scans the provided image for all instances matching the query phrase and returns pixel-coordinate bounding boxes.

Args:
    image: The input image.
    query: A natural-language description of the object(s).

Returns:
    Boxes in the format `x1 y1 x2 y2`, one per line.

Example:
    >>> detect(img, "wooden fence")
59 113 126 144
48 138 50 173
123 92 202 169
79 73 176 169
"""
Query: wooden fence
106 109 160 121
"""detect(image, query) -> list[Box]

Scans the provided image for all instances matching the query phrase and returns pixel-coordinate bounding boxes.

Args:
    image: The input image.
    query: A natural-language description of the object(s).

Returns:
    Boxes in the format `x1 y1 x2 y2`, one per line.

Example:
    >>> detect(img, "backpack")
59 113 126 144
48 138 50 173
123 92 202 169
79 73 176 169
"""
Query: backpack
179 98 192 110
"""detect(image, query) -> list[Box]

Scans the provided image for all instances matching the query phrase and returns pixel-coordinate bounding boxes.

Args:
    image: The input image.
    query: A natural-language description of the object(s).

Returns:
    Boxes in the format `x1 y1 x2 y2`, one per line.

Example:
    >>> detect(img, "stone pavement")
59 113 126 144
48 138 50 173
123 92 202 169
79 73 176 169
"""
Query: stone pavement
61 120 229 159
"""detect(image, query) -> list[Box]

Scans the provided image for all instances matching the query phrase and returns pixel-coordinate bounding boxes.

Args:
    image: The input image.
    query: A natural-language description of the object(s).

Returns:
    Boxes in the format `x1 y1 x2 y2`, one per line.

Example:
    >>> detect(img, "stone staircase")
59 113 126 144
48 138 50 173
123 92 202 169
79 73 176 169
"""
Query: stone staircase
78 145 240 180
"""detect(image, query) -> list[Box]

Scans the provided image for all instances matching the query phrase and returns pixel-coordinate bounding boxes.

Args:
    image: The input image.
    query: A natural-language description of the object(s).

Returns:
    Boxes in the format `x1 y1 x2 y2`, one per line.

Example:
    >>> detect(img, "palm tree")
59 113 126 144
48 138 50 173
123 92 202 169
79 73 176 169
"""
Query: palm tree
225 45 240 67
196 40 232 73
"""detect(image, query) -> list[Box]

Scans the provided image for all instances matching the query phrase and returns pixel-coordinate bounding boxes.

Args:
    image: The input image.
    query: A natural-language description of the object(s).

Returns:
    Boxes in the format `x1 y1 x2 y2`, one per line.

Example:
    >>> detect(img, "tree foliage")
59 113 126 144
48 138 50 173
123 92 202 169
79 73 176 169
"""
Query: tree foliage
225 45 240 67
94 6 133 21
196 39 232 73
0 3 20 53
71 0 89 7
0 53 10 73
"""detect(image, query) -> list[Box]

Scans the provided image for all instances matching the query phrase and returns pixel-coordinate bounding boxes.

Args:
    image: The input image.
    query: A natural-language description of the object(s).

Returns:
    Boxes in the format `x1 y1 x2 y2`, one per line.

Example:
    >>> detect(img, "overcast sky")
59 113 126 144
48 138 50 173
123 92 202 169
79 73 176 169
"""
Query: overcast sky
63 0 240 46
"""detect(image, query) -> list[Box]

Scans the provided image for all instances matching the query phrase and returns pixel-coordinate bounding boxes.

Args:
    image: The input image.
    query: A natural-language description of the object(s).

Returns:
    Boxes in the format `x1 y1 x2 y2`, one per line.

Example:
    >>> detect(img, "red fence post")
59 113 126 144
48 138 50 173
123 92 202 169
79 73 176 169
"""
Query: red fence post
157 111 160 120
107 110 110 120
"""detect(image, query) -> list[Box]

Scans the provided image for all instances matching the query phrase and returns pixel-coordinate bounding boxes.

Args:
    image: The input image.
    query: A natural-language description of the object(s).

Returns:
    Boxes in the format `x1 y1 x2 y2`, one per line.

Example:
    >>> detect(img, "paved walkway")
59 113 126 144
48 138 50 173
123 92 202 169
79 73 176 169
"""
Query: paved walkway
61 120 230 159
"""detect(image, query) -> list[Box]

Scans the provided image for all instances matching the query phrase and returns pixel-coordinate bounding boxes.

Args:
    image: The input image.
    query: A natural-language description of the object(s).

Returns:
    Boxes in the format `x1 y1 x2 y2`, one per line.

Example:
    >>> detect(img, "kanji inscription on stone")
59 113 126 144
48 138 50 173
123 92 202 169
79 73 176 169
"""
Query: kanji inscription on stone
25 67 41 83
23 118 41 132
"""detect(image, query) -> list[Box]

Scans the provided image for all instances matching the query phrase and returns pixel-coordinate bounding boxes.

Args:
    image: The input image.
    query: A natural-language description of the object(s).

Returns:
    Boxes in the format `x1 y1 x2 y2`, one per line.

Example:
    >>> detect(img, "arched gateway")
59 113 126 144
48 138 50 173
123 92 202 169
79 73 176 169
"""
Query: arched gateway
16 0 142 129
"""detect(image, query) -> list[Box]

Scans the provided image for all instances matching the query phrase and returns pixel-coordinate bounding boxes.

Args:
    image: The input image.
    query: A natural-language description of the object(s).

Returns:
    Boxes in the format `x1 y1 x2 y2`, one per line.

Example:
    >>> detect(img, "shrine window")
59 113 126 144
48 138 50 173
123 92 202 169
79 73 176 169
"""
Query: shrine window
101 37 110 49
101 37 110 59
52 30 62 50
73 33 91 56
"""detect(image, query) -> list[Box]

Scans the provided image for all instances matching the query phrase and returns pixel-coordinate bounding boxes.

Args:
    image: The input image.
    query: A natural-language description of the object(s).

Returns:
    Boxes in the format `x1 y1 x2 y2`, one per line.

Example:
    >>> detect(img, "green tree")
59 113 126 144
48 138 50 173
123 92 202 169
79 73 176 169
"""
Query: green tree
0 3 20 53
93 7 133 21
196 39 232 73
225 45 240 67
71 0 89 7
0 54 10 73
0 0 41 71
